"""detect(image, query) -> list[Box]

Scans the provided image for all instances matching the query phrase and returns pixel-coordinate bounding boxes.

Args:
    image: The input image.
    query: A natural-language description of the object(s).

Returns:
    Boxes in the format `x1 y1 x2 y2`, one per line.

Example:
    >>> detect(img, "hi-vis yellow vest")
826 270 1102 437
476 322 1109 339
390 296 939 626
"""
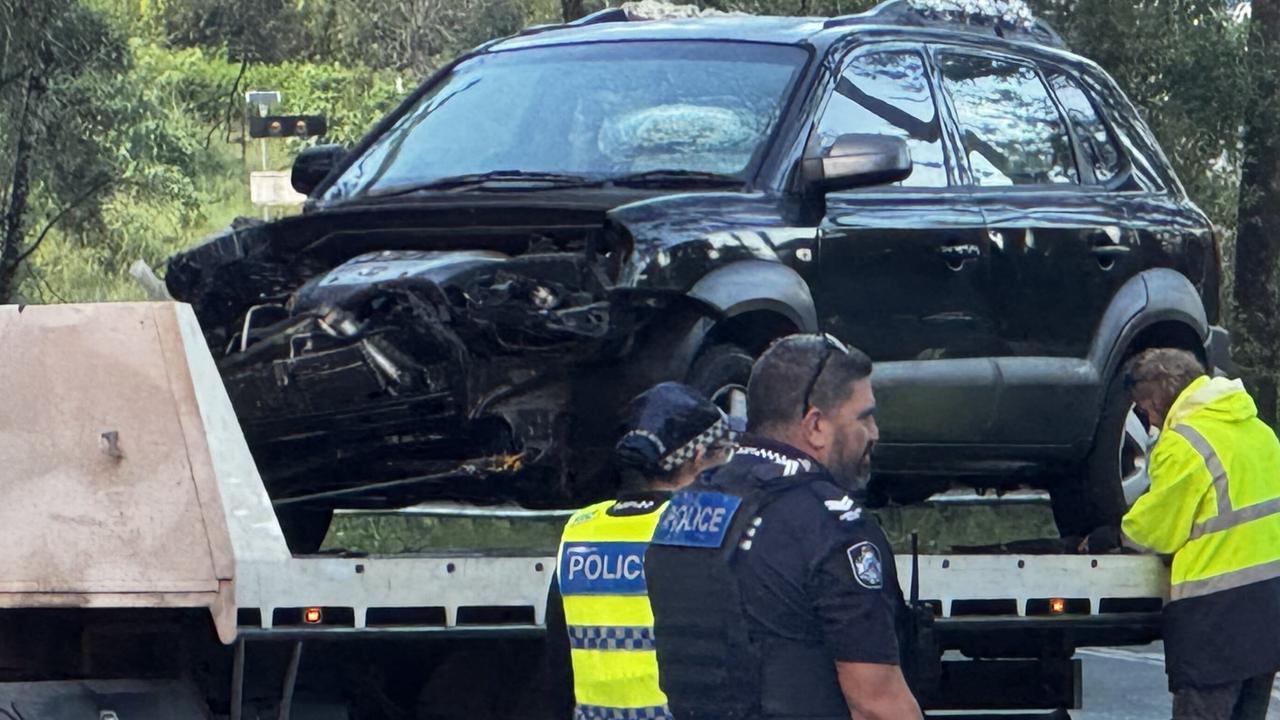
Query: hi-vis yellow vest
557 499 672 720
1123 377 1280 600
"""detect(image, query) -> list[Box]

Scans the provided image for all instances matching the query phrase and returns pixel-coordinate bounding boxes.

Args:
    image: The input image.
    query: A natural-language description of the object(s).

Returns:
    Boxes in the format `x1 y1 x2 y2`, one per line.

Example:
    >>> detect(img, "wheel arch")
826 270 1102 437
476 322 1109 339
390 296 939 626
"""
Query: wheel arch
687 259 819 340
1090 268 1210 384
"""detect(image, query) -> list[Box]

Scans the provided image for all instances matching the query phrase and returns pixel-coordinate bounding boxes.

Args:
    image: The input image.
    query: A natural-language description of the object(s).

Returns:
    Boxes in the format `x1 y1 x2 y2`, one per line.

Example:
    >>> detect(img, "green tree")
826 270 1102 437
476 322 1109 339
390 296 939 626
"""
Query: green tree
1036 0 1250 232
0 0 131 302
155 0 308 62
1234 0 1280 422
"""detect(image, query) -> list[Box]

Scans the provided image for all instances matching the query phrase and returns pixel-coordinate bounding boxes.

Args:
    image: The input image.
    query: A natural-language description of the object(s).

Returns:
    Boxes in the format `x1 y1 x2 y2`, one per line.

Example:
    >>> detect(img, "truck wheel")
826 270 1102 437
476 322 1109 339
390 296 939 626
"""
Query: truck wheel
686 343 753 420
275 506 334 554
1052 370 1143 537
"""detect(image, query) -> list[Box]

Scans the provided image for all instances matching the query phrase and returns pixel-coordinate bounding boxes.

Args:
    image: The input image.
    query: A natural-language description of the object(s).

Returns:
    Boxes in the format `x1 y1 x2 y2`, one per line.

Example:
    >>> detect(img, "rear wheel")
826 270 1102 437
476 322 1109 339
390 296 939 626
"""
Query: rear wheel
1052 369 1153 537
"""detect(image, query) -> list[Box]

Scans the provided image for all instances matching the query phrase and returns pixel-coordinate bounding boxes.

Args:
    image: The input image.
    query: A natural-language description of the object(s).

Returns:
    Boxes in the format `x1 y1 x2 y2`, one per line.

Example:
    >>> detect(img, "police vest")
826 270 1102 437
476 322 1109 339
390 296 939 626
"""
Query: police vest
645 467 851 720
1122 377 1280 688
558 498 672 720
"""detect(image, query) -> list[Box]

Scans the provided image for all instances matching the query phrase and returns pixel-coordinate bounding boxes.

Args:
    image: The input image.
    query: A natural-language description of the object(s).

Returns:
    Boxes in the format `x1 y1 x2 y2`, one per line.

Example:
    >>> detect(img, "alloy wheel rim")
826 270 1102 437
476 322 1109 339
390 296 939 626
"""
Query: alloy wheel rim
711 384 748 420
1119 404 1158 506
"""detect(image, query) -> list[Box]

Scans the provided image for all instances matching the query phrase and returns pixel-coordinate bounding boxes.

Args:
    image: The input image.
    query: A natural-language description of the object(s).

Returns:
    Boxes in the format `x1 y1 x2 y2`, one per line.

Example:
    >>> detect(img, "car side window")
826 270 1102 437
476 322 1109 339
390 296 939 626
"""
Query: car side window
816 50 948 187
1046 70 1124 184
937 53 1078 187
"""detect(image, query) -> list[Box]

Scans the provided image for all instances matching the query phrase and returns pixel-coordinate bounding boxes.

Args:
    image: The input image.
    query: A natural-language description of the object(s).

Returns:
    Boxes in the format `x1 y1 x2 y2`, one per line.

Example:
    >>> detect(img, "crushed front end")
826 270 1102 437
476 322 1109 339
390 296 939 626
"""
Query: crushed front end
166 208 698 509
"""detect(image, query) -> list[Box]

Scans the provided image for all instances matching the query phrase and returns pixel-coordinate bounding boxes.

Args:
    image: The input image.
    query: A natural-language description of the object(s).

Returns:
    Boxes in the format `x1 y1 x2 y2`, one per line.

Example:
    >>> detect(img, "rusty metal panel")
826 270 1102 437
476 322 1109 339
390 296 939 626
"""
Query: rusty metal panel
0 303 228 596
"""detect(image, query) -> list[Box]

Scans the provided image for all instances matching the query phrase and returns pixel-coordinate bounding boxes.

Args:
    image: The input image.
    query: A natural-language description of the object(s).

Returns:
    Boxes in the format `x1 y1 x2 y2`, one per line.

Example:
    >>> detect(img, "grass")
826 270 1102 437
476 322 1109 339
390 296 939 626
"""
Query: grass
323 501 1060 556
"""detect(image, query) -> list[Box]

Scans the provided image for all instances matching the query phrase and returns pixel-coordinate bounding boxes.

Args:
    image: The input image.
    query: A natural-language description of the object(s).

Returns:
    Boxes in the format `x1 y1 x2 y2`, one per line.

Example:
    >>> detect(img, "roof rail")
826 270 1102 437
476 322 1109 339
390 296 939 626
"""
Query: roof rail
568 7 631 26
511 7 630 40
825 0 1067 50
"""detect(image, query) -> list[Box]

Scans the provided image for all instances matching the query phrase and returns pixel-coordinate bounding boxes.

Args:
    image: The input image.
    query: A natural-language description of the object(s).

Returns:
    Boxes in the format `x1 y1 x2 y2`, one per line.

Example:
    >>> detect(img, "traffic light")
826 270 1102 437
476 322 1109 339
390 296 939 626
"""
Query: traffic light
249 115 328 139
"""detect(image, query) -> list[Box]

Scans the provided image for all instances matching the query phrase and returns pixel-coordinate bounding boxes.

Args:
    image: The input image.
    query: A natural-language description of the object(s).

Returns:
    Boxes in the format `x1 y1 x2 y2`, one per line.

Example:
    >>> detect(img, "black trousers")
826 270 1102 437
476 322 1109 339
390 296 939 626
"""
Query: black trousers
1171 672 1276 720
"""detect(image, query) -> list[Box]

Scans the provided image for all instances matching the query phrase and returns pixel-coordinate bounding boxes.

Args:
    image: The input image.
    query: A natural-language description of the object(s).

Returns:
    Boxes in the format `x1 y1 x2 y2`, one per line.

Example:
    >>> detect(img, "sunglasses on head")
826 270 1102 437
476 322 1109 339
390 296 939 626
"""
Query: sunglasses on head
800 333 851 415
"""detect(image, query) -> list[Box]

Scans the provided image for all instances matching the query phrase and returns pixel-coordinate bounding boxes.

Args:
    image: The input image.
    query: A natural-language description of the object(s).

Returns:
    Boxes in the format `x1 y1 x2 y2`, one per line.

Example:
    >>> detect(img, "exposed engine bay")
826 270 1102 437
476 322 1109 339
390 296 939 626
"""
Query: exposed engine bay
166 203 712 513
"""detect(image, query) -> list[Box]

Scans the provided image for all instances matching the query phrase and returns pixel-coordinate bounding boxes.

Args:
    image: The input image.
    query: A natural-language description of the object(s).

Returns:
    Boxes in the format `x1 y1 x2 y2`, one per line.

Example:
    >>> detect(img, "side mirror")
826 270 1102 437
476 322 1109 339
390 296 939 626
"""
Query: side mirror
291 144 348 196
802 134 912 192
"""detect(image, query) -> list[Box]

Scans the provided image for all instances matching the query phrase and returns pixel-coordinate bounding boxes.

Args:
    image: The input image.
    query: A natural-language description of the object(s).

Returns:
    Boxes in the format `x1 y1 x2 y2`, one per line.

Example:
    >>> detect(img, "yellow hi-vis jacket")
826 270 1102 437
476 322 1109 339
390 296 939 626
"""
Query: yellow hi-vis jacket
557 498 673 720
1122 376 1280 687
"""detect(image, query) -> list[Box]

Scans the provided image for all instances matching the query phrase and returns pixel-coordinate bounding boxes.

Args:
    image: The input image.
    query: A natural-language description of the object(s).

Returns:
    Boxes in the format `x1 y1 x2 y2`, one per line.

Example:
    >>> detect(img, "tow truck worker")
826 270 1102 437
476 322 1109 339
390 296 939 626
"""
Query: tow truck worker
1088 348 1280 719
545 382 739 720
644 335 923 720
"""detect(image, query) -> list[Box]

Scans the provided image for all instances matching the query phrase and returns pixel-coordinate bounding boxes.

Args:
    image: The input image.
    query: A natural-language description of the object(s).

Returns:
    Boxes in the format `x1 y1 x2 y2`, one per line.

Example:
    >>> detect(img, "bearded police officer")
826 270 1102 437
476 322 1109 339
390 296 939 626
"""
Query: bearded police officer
1083 349 1280 719
545 382 740 720
645 335 923 720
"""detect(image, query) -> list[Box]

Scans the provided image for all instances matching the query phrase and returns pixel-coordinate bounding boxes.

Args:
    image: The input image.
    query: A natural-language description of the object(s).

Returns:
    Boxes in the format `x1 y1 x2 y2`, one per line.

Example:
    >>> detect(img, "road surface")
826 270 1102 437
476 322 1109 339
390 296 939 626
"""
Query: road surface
1076 644 1280 719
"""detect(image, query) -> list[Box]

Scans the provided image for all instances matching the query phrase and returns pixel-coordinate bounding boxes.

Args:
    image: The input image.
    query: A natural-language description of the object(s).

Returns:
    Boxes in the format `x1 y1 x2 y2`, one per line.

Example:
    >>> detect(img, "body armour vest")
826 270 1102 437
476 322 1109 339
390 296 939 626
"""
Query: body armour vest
646 441 896 720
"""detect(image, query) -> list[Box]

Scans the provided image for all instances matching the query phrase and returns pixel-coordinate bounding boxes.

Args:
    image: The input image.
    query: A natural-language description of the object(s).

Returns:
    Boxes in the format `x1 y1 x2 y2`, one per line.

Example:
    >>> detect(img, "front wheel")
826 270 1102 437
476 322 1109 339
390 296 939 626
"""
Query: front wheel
686 343 754 421
1051 370 1156 537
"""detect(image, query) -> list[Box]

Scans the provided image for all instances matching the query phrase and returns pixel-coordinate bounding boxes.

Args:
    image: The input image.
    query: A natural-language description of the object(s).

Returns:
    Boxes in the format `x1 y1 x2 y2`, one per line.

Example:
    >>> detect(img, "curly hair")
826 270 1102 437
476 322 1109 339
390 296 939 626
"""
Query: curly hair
1123 348 1206 421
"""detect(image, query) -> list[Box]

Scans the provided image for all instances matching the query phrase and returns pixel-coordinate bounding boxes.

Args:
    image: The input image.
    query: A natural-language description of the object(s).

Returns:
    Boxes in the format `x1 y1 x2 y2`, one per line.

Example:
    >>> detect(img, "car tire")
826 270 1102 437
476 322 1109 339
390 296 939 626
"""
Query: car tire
686 343 754 420
1052 369 1140 537
275 505 334 554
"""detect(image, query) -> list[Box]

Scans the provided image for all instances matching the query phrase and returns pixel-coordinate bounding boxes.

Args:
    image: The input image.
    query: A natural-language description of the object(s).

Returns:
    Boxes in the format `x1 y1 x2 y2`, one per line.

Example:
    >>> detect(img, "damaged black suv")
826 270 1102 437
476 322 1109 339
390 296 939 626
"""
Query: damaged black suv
167 0 1231 549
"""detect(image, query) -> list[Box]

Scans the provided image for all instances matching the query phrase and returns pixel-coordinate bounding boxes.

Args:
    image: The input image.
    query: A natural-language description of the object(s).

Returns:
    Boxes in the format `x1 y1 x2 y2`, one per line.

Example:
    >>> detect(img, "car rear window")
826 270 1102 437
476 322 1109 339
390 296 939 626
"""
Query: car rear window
1046 70 1124 184
937 53 1078 187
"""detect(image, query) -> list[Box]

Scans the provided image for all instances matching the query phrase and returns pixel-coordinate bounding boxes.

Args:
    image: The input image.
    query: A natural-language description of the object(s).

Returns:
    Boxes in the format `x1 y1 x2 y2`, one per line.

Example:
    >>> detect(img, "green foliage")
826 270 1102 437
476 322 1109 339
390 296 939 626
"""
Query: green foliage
302 0 527 72
323 503 1058 554
156 0 309 62
21 39 406 302
1034 0 1251 234
0 0 145 301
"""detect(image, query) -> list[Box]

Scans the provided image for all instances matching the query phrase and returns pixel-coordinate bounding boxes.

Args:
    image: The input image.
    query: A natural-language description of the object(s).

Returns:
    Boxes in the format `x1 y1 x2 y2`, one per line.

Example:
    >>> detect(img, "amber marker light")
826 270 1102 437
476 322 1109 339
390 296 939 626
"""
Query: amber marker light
304 607 323 624
1049 598 1067 615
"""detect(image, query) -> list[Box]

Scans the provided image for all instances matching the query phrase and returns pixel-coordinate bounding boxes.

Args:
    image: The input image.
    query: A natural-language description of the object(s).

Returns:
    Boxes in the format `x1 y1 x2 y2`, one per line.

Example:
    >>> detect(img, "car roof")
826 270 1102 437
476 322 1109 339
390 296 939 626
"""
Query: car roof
486 0 1069 54
488 15 831 52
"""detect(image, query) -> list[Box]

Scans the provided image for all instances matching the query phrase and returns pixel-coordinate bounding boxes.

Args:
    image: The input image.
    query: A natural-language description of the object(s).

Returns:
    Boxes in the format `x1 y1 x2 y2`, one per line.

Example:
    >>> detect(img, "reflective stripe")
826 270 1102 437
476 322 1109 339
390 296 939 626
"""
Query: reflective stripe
1171 425 1280 540
575 703 674 720
1173 425 1234 518
1170 557 1280 601
567 625 656 651
1191 496 1280 540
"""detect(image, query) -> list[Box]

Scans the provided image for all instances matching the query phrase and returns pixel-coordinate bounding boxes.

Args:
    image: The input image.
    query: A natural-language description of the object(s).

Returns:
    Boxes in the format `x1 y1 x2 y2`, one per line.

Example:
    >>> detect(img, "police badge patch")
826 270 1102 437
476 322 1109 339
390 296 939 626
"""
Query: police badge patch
847 541 883 589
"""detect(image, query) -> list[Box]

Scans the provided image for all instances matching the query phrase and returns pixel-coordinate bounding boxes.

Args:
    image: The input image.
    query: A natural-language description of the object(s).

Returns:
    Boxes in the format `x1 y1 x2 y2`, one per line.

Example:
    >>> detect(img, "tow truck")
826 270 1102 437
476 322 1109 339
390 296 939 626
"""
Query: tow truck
0 301 1169 719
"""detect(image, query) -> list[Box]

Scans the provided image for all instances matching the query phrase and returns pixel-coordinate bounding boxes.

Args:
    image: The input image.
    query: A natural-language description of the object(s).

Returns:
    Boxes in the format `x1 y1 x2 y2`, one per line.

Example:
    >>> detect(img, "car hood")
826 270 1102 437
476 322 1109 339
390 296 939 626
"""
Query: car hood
164 188 799 331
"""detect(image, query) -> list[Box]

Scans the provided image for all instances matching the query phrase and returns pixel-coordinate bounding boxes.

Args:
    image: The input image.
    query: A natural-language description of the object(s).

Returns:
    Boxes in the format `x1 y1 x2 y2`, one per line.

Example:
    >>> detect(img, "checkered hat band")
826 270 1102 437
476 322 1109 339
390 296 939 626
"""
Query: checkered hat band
658 414 738 472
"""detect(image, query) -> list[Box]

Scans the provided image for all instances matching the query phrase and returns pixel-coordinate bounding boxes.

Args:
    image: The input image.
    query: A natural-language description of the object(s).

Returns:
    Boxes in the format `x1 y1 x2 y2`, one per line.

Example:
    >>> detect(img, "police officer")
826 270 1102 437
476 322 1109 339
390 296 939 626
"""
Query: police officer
545 382 740 720
645 334 923 720
1084 348 1280 719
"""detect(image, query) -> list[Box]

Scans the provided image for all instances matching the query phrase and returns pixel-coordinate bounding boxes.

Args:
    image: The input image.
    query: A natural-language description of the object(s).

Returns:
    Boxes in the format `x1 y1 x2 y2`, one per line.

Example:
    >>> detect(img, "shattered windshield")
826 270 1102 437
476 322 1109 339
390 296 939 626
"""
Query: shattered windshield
325 41 808 199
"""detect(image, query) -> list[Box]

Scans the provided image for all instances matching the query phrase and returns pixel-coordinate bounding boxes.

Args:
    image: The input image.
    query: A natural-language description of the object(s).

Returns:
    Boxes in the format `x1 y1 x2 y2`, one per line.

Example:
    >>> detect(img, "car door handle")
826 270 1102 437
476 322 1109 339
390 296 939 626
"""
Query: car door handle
938 243 982 271
1090 235 1130 270
1090 245 1130 257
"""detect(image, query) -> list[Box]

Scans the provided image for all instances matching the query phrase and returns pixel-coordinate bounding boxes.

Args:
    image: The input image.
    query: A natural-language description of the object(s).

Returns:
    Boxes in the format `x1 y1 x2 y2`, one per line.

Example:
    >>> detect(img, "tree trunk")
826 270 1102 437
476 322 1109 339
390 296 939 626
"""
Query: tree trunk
1233 0 1280 425
0 73 40 304
561 0 586 22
